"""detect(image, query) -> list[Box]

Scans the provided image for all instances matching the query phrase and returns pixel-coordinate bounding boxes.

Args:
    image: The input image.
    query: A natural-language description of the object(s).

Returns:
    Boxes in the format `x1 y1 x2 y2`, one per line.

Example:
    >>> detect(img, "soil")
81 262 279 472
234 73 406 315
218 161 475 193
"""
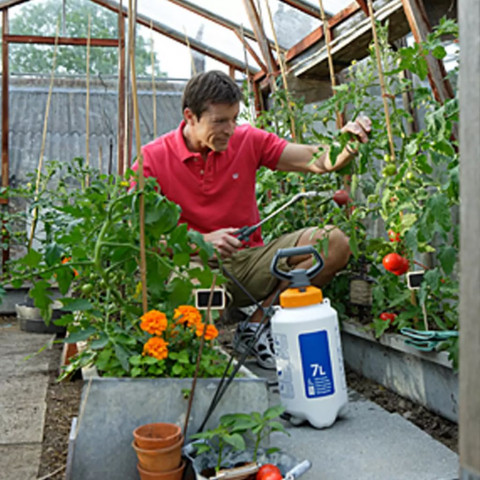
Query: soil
35 323 458 479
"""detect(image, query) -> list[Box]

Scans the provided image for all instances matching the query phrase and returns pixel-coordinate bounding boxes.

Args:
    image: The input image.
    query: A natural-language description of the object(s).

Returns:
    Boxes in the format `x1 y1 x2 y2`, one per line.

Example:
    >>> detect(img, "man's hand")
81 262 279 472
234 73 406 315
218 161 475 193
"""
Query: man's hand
276 115 372 174
203 228 243 259
341 115 372 154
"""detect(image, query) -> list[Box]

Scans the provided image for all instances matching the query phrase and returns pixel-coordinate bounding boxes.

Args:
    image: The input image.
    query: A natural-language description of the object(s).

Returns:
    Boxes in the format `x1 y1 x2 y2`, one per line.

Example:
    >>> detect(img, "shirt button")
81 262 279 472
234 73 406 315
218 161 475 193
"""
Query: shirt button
200 169 204 174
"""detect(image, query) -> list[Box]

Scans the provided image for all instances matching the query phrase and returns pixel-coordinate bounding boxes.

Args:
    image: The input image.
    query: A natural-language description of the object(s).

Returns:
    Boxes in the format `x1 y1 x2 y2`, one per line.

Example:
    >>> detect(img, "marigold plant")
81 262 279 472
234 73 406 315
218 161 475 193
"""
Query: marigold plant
174 305 203 327
195 323 219 341
143 337 169 361
131 306 228 378
140 309 168 335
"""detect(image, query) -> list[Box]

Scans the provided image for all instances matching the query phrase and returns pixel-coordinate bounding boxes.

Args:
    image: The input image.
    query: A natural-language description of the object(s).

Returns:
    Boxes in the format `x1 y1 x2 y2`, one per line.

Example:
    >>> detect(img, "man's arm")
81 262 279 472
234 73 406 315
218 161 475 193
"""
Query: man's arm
276 116 372 174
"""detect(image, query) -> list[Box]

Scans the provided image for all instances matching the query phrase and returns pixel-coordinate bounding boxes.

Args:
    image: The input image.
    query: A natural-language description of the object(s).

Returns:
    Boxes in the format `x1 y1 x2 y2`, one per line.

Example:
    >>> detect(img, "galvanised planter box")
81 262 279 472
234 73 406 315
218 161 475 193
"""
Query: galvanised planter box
66 371 268 480
341 320 458 423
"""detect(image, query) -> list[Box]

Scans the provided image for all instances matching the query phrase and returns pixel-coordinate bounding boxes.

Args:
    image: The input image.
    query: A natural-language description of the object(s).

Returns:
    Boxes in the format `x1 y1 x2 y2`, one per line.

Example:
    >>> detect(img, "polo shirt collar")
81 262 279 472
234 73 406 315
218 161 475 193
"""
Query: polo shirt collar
175 120 205 163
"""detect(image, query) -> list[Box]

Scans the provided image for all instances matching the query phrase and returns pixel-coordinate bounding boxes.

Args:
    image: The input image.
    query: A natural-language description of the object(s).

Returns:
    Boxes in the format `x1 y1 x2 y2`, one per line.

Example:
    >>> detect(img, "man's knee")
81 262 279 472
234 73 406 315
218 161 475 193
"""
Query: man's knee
329 228 351 267
311 226 351 268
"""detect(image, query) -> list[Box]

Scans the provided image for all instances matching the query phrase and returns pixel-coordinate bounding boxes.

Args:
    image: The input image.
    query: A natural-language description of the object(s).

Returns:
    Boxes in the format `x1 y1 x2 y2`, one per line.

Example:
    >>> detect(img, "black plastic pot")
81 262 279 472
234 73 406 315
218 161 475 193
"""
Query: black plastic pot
15 303 66 335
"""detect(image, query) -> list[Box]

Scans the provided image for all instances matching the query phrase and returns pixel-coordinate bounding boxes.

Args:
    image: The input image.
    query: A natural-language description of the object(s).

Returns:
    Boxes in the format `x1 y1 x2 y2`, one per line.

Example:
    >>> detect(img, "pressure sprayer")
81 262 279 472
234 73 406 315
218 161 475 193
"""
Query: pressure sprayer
270 245 348 429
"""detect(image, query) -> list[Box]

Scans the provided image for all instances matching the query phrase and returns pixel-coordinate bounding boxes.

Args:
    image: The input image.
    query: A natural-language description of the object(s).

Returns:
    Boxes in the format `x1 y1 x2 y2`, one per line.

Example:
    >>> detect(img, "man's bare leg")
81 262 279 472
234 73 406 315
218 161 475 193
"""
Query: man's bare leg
249 226 350 323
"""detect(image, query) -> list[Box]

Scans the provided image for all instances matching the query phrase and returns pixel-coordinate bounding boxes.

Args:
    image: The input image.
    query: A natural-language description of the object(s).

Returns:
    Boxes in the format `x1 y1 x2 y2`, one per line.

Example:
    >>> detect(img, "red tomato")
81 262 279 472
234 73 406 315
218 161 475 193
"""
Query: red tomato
333 189 350 206
387 229 401 243
379 312 397 323
256 464 282 480
397 256 409 275
382 253 409 275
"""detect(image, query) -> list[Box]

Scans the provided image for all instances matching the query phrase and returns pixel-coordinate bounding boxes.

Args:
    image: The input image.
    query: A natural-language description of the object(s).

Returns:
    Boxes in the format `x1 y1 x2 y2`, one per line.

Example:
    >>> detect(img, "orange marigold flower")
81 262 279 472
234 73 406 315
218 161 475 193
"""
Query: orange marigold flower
174 305 202 327
195 323 219 341
143 337 169 360
140 310 168 335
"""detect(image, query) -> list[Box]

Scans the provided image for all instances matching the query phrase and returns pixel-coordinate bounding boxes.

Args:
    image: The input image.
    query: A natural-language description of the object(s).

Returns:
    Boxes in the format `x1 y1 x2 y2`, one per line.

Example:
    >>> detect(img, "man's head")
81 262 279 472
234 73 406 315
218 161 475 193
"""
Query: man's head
182 70 242 118
182 71 243 153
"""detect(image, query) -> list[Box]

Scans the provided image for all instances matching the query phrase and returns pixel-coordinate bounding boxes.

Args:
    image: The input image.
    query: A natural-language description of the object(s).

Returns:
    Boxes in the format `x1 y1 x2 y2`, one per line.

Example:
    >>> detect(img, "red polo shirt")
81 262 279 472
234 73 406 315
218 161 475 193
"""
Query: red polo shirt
134 121 287 248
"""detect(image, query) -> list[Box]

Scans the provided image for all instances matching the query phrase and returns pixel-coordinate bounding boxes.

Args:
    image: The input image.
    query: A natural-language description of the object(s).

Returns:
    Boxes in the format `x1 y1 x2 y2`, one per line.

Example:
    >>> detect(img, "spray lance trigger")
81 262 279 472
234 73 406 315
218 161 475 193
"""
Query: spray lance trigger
270 245 324 288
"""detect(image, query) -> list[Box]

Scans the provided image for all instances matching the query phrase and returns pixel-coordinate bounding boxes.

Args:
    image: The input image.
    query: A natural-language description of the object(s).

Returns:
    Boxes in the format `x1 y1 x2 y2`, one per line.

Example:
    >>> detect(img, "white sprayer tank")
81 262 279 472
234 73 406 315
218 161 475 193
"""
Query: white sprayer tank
271 285 348 429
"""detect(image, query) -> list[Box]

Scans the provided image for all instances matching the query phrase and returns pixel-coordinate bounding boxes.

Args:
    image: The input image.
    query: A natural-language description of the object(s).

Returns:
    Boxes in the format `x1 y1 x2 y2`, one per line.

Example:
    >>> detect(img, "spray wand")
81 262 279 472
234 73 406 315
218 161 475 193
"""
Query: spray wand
234 191 331 242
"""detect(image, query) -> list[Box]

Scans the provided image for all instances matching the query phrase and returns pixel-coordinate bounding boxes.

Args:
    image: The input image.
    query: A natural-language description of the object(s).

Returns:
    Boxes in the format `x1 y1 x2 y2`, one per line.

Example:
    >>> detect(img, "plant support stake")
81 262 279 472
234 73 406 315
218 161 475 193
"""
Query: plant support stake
85 14 91 188
150 20 157 139
317 0 342 130
28 19 60 250
128 0 148 313
183 275 217 437
367 0 396 162
264 0 296 141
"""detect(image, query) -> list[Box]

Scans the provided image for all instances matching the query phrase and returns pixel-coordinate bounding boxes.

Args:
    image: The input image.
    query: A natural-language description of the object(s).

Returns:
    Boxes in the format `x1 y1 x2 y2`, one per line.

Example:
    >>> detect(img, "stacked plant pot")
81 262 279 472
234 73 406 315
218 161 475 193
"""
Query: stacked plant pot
132 423 185 480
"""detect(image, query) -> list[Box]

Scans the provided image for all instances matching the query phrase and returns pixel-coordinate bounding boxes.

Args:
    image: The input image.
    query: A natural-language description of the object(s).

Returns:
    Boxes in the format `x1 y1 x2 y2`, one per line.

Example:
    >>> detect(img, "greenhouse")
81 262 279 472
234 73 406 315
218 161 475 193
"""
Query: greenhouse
0 0 478 479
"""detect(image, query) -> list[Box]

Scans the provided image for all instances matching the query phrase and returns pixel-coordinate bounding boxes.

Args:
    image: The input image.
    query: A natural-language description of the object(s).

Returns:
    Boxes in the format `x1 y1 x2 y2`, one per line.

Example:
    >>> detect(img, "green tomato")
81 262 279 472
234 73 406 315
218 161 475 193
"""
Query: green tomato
383 164 397 177
81 283 94 295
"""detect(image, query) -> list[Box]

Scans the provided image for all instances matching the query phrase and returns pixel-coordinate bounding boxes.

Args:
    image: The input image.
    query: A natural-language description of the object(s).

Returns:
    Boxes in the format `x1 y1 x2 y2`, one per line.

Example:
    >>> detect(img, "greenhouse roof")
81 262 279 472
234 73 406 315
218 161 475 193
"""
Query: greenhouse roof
0 0 379 79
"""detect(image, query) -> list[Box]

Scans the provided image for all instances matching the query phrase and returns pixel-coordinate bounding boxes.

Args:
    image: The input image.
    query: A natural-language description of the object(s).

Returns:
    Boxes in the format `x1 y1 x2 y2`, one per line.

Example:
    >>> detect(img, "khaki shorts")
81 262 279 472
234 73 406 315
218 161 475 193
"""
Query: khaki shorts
221 228 308 307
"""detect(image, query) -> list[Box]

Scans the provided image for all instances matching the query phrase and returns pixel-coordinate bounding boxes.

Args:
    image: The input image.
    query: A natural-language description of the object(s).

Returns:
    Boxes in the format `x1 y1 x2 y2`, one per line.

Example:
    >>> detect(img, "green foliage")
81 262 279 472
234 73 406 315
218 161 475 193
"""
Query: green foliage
1 159 226 379
191 405 288 471
7 0 163 76
248 19 459 363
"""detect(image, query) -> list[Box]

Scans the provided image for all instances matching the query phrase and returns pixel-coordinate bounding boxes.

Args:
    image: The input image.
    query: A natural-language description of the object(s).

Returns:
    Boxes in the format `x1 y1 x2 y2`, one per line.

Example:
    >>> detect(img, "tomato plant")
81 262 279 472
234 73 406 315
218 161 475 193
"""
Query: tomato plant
0 160 225 379
382 253 409 276
333 189 350 206
387 230 400 243
191 406 287 473
250 18 459 367
379 312 397 324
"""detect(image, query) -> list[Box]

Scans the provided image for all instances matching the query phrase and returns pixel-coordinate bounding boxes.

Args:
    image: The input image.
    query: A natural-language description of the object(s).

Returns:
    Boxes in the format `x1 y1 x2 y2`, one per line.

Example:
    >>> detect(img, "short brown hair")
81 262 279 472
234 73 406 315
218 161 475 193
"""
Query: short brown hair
182 70 242 118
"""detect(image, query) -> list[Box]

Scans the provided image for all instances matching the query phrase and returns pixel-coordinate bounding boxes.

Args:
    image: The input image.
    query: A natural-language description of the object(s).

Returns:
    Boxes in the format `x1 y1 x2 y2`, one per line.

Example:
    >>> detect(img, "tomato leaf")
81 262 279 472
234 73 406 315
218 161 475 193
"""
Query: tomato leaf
438 246 456 275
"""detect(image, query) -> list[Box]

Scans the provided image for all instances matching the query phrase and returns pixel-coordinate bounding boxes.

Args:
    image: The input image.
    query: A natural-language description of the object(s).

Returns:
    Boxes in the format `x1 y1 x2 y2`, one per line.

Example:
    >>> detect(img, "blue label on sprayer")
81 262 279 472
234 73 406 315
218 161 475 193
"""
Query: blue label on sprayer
299 330 335 398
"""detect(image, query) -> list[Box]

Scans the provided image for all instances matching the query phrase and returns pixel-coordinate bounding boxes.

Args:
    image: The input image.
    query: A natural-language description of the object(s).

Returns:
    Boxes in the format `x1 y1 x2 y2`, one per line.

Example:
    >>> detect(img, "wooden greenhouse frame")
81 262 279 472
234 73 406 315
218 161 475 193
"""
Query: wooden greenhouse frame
0 1 477 475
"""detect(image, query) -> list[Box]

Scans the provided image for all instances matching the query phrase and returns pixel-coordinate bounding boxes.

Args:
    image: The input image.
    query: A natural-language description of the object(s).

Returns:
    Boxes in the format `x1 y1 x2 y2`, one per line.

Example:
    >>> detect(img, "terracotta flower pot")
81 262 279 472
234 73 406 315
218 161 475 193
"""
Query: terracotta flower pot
133 422 182 450
137 460 186 480
132 436 183 472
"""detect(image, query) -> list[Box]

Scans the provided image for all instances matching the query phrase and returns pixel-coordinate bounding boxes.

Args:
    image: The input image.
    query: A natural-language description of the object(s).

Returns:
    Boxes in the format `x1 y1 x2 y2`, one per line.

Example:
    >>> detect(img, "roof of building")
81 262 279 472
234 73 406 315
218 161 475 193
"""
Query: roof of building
2 75 185 184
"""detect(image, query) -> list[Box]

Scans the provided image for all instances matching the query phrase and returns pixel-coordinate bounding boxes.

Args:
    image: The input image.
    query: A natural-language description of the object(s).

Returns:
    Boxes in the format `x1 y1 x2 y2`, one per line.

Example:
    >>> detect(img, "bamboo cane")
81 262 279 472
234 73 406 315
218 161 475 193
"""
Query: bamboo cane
28 20 60 250
264 0 296 141
85 14 91 188
183 275 217 438
183 26 197 76
317 0 343 129
150 20 157 139
367 0 396 162
128 0 148 313
239 24 255 121
98 145 103 173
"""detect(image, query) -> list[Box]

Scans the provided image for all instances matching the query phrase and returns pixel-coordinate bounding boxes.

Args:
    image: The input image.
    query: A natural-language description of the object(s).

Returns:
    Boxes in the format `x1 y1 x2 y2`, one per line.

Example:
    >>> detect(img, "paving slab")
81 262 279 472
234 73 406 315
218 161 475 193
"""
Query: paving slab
0 330 54 355
2 354 53 376
0 322 55 479
0 401 47 444
0 445 43 480
0 375 48 403
246 360 459 480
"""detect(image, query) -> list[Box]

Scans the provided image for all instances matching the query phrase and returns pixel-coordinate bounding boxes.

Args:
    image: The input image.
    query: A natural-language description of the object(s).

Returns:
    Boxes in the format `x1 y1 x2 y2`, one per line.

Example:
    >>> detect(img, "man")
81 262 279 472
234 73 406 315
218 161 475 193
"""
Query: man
134 70 371 369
